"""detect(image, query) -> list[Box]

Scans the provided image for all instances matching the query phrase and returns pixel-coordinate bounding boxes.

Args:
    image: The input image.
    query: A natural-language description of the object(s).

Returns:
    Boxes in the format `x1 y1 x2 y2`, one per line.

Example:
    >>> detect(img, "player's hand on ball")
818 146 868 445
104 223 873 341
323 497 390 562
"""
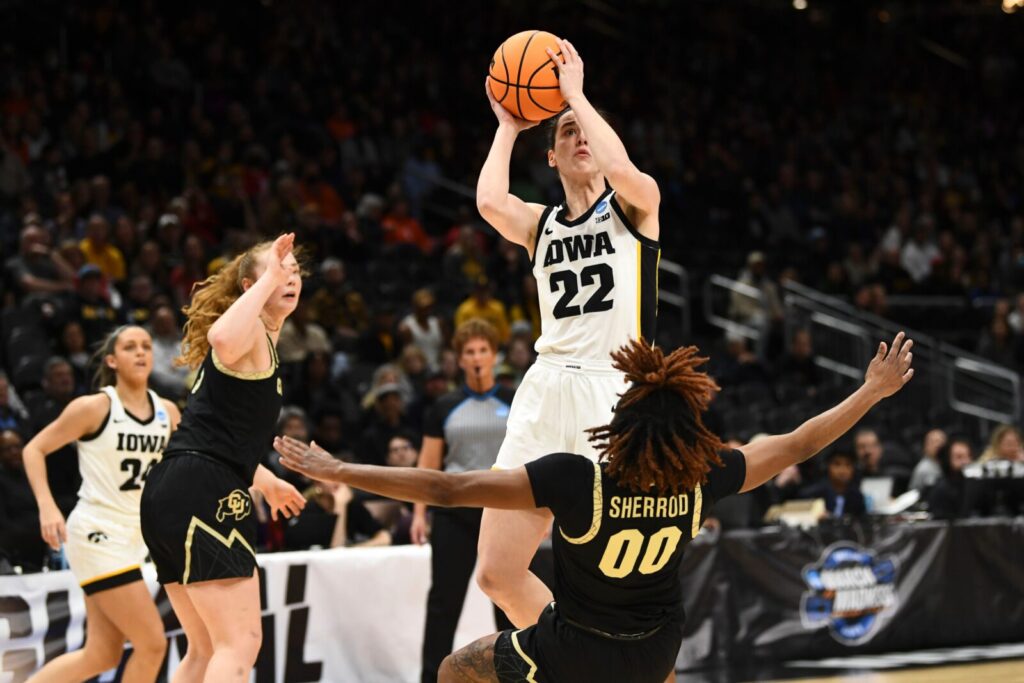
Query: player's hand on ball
275 435 343 482
547 38 583 101
262 475 306 521
485 78 537 133
864 331 915 399
39 503 67 551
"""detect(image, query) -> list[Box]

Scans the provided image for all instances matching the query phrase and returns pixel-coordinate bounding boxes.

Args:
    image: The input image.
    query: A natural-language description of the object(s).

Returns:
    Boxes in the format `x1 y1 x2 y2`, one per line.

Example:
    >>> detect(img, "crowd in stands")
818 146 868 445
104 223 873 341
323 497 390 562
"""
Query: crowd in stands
2 1 1023 571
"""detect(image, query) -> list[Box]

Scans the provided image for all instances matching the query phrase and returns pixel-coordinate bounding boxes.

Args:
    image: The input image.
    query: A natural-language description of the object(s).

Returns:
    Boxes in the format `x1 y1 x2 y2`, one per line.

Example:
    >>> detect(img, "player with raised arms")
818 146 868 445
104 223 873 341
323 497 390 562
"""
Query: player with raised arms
476 34 663 629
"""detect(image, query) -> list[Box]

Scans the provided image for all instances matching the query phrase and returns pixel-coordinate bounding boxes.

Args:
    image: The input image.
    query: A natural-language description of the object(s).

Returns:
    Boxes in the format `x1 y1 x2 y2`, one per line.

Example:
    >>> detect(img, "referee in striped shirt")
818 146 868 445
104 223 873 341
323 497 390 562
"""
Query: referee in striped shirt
412 319 516 683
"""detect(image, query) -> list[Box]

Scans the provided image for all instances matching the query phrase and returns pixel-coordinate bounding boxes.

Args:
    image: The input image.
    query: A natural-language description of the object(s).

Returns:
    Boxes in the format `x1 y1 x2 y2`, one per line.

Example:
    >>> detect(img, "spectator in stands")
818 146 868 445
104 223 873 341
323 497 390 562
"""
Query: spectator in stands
910 428 948 492
121 273 156 326
24 357 80 515
79 214 126 283
442 225 487 301
975 315 1018 368
854 427 914 493
900 214 941 284
504 336 535 389
284 351 356 425
0 429 45 571
381 196 432 254
277 300 332 365
58 320 90 393
399 288 446 371
147 304 188 400
729 251 783 329
799 449 866 518
4 225 75 303
775 328 820 395
0 373 27 433
399 345 430 398
358 304 399 365
168 234 208 310
711 332 772 388
978 424 1023 463
71 263 119 347
312 410 355 462
927 437 975 520
454 276 510 345
359 382 414 467
284 480 390 550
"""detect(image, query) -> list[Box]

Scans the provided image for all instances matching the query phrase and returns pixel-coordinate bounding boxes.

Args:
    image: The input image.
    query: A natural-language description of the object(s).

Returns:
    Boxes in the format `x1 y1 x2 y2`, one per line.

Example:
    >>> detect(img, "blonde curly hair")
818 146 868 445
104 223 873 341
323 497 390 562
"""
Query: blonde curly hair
175 241 274 369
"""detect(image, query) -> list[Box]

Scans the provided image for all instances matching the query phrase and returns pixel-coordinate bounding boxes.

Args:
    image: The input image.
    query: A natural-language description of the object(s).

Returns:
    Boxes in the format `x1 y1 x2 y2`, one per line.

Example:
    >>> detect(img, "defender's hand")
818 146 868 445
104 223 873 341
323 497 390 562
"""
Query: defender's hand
864 331 915 399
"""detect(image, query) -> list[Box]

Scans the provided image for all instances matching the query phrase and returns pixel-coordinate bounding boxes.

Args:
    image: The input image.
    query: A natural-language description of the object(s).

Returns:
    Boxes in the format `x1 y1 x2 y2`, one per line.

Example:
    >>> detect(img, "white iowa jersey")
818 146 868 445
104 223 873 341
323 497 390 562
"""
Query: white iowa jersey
77 386 172 516
532 188 660 359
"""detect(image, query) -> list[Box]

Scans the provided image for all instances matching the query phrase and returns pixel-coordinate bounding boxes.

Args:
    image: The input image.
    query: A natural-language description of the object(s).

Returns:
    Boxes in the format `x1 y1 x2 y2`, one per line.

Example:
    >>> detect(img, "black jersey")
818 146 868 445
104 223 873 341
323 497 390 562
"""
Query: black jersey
164 336 282 482
525 449 746 635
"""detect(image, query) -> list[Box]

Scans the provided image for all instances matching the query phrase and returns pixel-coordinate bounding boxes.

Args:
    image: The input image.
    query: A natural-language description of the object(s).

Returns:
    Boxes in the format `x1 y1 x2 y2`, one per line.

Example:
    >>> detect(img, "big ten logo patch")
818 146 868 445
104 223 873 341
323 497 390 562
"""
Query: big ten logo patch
216 489 252 522
800 542 899 645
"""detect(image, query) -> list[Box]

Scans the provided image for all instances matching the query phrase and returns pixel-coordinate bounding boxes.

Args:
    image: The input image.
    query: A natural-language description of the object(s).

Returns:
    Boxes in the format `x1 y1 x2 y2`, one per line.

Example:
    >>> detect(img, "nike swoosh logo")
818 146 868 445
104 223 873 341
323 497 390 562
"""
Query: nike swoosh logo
112 417 127 423
544 228 553 235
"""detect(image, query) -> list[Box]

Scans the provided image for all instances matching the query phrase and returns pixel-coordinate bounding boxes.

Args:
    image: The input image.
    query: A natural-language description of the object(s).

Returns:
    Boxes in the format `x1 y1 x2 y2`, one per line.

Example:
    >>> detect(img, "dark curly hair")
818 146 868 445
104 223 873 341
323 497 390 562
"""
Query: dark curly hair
587 339 727 495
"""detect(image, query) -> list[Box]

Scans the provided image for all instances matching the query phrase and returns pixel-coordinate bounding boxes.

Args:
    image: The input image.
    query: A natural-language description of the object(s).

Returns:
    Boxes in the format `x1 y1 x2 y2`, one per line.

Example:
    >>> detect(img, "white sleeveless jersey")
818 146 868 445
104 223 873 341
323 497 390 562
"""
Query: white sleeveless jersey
76 386 172 516
532 189 660 359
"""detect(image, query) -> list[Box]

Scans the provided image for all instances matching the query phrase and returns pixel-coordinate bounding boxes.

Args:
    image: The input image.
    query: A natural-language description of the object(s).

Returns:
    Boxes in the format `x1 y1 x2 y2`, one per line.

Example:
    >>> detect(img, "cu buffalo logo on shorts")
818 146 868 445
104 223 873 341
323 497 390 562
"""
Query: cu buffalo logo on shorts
799 542 899 645
216 489 252 522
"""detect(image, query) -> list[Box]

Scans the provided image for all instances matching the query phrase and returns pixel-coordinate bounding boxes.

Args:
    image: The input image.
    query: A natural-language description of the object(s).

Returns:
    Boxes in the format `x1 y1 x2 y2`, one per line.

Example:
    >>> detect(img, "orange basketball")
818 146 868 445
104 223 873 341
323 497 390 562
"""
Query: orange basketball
488 30 566 122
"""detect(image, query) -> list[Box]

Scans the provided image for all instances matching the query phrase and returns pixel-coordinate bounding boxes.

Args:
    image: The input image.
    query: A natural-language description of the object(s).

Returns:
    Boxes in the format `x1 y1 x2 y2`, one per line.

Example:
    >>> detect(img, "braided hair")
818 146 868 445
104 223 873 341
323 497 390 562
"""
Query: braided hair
587 339 727 495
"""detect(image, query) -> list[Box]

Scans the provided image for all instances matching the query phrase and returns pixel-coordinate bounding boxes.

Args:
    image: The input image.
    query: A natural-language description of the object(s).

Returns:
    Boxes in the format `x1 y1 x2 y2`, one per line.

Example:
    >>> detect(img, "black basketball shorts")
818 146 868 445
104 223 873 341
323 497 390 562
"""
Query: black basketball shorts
493 603 683 683
141 452 258 585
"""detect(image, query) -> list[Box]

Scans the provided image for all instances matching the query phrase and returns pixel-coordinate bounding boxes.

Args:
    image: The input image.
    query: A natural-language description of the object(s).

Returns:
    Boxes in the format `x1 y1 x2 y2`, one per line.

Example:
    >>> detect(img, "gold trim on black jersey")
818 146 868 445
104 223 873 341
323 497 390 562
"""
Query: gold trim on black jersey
560 461 603 544
210 335 279 380
690 484 703 538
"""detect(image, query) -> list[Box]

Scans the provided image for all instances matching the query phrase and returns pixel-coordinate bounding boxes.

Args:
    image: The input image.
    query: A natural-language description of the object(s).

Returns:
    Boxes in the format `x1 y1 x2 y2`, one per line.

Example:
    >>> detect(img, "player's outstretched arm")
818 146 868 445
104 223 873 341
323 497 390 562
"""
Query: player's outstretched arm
739 332 915 493
477 80 545 256
275 436 536 510
548 39 660 235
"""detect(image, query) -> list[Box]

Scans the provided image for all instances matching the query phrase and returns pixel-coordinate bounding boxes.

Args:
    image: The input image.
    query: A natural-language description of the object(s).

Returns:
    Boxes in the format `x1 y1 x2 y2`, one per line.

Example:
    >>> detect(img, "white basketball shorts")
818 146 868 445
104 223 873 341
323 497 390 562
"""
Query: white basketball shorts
64 502 148 594
494 355 627 469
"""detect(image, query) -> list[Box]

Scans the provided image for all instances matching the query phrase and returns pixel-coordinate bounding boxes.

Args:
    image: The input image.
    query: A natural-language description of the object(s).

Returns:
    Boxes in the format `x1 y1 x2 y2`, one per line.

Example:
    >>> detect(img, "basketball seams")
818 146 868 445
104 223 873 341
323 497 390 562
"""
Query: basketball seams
514 30 539 120
487 76 561 90
526 53 564 114
498 43 511 102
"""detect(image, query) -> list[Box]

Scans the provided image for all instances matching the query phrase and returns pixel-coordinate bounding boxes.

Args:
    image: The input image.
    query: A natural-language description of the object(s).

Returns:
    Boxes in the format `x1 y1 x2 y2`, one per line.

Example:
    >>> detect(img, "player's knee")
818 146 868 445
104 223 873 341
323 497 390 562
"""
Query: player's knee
83 641 125 674
217 626 262 664
476 561 517 601
129 628 167 662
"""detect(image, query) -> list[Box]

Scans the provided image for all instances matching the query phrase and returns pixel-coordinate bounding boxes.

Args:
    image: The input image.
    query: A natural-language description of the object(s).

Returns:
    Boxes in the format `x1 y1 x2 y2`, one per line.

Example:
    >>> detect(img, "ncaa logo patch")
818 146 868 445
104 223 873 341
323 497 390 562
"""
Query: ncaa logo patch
495 405 510 418
594 199 608 214
800 542 898 645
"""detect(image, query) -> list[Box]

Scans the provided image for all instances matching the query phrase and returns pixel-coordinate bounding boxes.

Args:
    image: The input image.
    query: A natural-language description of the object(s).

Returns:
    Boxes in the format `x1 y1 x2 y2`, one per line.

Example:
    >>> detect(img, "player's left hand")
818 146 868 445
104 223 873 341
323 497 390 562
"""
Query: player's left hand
547 38 583 101
262 475 306 521
275 435 344 483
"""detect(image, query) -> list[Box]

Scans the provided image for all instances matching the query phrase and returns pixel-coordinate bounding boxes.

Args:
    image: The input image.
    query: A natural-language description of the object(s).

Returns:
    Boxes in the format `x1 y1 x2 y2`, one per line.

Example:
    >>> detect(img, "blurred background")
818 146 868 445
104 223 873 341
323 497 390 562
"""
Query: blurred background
0 1 1022 681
